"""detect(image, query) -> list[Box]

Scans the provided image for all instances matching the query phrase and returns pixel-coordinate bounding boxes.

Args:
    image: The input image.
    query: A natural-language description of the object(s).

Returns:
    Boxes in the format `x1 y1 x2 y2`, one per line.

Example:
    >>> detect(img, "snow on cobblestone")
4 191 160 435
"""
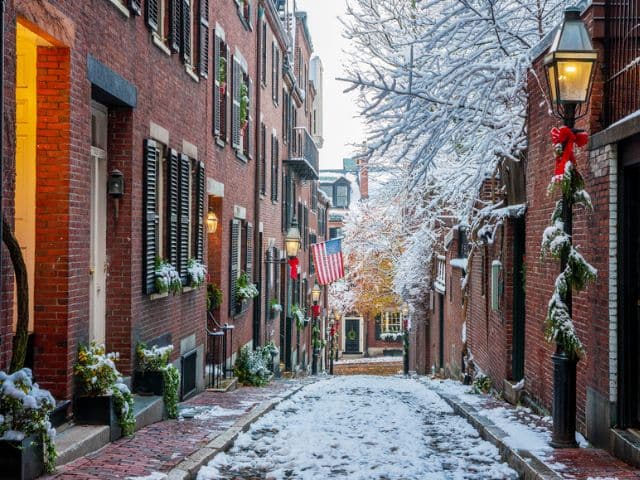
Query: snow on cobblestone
198 376 517 480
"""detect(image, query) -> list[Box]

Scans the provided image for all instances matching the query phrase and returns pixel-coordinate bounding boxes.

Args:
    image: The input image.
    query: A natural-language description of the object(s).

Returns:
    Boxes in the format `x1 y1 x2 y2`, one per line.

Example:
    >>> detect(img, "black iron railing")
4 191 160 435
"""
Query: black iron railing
284 128 319 180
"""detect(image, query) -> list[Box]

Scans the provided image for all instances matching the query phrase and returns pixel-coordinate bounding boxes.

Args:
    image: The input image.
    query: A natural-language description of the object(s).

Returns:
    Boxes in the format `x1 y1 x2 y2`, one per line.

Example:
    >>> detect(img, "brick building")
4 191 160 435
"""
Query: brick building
1 0 326 414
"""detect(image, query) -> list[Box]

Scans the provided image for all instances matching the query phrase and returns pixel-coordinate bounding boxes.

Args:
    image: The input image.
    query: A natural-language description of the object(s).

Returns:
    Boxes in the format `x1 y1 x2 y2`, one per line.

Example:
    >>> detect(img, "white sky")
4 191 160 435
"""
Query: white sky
296 0 365 170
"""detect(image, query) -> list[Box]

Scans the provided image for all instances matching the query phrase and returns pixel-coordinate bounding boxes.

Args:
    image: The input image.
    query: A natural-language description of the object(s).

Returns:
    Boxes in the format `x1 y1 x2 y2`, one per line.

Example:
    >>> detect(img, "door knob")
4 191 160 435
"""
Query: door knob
89 266 95 275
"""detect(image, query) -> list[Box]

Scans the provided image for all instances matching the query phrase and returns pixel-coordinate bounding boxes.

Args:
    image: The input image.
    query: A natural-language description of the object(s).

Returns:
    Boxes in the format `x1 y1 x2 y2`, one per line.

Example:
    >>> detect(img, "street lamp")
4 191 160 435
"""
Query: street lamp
311 283 321 375
544 7 597 128
284 216 302 259
543 6 597 449
402 304 410 375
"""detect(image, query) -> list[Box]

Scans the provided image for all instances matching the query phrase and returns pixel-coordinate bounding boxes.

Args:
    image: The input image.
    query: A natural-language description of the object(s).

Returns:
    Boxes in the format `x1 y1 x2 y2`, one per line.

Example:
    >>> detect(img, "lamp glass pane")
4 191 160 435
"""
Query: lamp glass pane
557 60 593 103
546 63 558 104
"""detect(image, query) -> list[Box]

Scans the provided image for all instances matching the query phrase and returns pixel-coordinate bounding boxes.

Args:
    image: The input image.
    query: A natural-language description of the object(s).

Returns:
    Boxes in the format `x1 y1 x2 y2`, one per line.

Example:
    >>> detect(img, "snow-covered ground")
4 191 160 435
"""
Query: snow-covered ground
198 376 517 480
335 355 402 365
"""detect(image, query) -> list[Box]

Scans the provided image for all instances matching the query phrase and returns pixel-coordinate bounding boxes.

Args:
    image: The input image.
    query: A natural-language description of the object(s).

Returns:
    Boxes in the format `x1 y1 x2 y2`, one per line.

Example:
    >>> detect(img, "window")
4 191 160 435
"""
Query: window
236 0 252 28
318 207 326 237
143 140 204 294
309 233 316 275
272 43 280 105
231 54 252 158
311 182 318 211
229 219 253 315
214 33 229 141
261 23 267 86
271 133 279 201
282 89 289 144
260 123 266 194
458 227 470 258
265 247 280 318
329 227 341 239
335 184 349 208
376 311 403 341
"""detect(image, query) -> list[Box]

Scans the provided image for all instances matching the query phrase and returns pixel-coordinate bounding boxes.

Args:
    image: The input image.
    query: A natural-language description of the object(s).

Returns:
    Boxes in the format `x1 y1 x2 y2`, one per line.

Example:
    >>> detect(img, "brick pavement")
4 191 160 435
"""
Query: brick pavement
44 380 298 480
333 360 402 376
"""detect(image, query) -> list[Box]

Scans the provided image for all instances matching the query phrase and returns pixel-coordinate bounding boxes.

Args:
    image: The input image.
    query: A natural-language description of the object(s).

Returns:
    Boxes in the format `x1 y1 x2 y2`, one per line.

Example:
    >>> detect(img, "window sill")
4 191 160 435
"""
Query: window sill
236 151 248 163
108 0 131 18
150 292 169 301
152 34 172 56
185 65 200 83
215 137 226 148
272 199 278 205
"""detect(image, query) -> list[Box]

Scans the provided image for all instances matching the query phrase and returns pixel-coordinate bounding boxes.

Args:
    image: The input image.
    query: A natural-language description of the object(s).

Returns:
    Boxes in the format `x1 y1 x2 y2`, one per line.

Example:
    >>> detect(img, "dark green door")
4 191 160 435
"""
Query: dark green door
345 319 360 353
512 217 526 381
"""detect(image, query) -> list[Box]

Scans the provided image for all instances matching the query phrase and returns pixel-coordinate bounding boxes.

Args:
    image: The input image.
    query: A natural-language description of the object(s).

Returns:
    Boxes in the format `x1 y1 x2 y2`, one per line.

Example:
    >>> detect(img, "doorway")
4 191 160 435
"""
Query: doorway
619 137 640 428
89 102 108 345
511 217 526 381
438 294 444 368
344 317 360 354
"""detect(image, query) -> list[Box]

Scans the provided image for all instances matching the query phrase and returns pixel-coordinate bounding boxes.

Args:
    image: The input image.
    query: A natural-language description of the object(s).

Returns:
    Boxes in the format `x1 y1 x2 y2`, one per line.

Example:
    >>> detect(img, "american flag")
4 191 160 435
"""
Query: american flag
312 238 345 285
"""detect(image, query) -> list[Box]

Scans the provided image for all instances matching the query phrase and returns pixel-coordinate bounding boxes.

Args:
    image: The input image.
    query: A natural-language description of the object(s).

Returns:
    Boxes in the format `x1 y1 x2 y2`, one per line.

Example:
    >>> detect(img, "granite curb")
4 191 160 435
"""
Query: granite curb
437 392 563 480
166 379 315 480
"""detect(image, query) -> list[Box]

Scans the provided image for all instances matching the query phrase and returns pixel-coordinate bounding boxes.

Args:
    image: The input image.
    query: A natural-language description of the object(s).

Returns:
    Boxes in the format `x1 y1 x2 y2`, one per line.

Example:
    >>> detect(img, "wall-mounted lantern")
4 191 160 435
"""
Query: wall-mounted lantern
107 169 124 221
207 210 219 234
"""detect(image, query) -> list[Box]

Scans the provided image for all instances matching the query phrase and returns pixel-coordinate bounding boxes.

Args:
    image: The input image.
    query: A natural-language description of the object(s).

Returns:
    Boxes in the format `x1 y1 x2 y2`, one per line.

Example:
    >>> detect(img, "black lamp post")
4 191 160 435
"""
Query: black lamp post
402 304 410 376
311 283 321 375
329 311 336 375
543 7 597 448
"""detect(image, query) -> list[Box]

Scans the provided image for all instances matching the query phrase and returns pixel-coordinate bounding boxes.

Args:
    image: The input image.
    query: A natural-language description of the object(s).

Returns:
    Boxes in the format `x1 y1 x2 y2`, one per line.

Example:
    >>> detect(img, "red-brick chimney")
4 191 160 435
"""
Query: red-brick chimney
358 157 369 200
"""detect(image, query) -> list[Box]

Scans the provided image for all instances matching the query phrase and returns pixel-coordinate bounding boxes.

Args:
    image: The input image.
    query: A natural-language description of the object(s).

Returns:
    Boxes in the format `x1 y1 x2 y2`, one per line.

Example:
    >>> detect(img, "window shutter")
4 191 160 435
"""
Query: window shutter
282 172 289 232
246 222 253 286
178 154 191 283
375 314 382 340
182 0 192 65
213 35 221 135
260 124 266 194
128 0 142 15
261 24 267 85
271 42 276 101
231 58 241 150
146 0 160 32
304 206 309 250
275 49 280 104
248 78 254 159
309 233 316 275
230 219 240 315
195 160 205 262
168 0 181 53
198 0 209 77
143 139 159 295
167 149 180 267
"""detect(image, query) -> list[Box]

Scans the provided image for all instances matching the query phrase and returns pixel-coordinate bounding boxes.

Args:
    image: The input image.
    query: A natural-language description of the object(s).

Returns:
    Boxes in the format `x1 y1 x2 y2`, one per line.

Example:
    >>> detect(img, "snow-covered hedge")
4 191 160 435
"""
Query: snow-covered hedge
187 258 207 288
155 259 182 294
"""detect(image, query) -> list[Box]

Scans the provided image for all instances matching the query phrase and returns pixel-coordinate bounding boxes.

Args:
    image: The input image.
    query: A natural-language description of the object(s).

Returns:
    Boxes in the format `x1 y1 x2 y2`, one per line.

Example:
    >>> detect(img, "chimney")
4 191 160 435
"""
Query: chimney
358 157 369 200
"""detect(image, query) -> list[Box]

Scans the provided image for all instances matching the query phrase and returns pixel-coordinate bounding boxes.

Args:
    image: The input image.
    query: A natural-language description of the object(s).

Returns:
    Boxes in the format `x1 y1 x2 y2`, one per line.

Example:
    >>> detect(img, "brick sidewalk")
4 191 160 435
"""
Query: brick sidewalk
44 380 300 480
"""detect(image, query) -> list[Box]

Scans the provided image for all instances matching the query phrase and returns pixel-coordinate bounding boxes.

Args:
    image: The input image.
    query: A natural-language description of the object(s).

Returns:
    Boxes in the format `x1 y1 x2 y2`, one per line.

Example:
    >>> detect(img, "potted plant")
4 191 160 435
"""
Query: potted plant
0 368 57 478
74 342 135 441
240 82 249 133
207 283 223 311
269 298 282 319
134 343 180 419
291 304 305 330
233 346 271 386
236 271 259 303
218 56 227 96
186 258 206 288
155 258 182 295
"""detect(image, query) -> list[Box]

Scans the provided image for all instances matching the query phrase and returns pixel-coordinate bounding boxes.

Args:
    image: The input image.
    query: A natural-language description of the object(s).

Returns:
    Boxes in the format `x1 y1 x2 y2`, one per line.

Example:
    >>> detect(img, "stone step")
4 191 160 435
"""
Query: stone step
205 377 238 392
54 394 164 466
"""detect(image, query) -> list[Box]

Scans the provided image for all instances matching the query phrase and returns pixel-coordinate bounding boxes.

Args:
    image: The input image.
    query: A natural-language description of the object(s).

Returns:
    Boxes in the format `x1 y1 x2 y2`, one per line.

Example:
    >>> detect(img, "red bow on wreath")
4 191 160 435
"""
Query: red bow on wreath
550 126 589 177
288 257 299 280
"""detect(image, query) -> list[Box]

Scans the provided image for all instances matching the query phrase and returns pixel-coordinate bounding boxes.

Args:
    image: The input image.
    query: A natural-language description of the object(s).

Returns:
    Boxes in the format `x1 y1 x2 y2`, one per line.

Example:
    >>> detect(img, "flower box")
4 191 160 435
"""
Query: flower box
73 395 122 442
134 370 164 396
0 434 44 480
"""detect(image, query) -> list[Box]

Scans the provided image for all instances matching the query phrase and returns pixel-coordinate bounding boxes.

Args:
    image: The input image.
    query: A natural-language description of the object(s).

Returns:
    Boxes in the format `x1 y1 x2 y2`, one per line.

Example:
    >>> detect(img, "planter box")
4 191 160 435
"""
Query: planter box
0 434 44 480
74 395 122 442
134 370 164 396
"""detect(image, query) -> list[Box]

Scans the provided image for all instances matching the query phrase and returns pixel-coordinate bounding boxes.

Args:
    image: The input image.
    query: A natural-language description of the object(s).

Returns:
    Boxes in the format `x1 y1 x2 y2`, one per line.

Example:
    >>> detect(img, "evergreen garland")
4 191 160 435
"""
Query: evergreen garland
162 365 180 419
541 162 597 359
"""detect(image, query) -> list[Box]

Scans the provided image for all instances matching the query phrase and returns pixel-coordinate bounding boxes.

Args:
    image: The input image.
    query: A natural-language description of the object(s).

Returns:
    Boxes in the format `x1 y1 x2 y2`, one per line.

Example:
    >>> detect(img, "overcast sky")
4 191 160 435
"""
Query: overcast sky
296 0 365 170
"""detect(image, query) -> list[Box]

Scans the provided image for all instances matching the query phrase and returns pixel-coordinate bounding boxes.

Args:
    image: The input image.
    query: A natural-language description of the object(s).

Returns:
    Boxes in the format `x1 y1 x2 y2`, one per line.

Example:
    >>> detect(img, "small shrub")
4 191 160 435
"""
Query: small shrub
233 346 271 386
472 374 492 394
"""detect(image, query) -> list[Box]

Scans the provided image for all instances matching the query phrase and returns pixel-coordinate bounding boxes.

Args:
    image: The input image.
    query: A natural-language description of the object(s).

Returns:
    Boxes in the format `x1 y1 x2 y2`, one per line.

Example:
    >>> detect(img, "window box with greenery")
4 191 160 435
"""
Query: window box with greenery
269 298 283 319
155 259 182 295
218 56 227 96
0 368 57 478
73 342 135 441
207 283 223 312
186 259 206 288
134 344 180 419
236 271 258 303
240 82 249 134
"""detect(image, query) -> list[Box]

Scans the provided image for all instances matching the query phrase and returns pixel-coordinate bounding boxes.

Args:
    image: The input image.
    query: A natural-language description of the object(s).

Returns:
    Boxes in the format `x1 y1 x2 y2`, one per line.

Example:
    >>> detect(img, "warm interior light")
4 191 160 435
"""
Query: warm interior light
207 210 218 234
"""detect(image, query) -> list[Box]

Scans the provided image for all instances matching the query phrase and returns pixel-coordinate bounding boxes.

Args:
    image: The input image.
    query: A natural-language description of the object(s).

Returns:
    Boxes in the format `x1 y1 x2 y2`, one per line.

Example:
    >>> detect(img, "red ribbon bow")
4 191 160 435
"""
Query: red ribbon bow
288 257 299 280
312 304 321 317
550 126 588 177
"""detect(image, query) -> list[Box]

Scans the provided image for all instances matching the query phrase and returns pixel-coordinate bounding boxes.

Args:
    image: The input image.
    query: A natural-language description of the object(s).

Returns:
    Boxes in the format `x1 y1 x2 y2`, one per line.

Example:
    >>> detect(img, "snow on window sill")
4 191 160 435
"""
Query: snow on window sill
152 34 172 56
185 65 199 83
150 292 169 301
108 0 130 18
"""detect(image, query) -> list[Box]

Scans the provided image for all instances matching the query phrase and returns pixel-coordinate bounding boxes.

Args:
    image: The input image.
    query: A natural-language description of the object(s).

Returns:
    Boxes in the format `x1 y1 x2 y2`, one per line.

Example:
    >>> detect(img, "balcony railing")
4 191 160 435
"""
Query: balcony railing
434 255 446 293
285 127 319 180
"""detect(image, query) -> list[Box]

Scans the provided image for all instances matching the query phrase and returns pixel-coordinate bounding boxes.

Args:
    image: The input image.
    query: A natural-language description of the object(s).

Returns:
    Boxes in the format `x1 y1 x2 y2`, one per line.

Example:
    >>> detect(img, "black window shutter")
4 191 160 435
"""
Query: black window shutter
178 154 191 283
128 0 142 15
275 49 280 104
169 0 181 53
213 35 221 135
143 139 159 295
231 58 241 149
248 78 254 159
304 206 309 250
182 0 192 64
375 314 382 340
282 172 289 232
271 42 276 101
167 149 180 267
195 160 205 262
270 134 275 199
260 124 266 194
274 139 279 200
261 24 267 85
146 0 160 32
198 0 209 77
230 219 240 315
245 223 254 312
